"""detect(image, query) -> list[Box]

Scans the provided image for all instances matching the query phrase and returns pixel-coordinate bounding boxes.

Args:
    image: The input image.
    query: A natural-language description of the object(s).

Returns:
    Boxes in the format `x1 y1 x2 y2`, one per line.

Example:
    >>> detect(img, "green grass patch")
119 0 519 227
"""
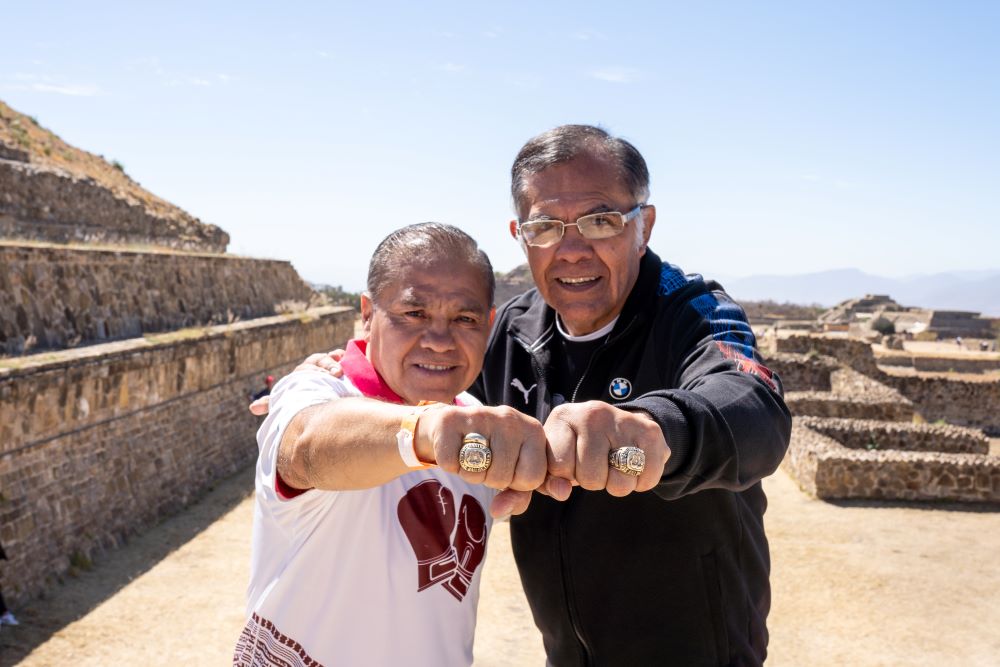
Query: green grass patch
142 327 213 345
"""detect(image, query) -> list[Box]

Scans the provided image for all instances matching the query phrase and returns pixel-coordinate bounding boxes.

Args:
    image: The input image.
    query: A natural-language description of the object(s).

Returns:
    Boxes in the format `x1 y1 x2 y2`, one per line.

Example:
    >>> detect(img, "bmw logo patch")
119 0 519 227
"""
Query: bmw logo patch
609 377 632 400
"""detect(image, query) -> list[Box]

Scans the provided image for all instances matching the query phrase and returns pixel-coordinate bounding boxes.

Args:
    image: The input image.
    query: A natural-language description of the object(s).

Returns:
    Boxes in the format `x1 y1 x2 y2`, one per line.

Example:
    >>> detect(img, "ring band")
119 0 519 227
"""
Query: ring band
608 446 645 476
459 433 492 473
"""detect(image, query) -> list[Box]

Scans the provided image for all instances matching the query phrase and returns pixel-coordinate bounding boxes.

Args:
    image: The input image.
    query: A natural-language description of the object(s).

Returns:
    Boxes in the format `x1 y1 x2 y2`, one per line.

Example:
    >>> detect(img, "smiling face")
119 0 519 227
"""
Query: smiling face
361 259 493 405
510 152 655 336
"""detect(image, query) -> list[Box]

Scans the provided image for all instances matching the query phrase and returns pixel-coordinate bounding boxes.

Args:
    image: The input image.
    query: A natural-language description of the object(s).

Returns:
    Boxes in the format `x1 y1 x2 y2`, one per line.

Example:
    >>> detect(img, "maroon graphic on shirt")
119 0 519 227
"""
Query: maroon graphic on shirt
397 479 458 591
443 494 488 600
397 479 487 602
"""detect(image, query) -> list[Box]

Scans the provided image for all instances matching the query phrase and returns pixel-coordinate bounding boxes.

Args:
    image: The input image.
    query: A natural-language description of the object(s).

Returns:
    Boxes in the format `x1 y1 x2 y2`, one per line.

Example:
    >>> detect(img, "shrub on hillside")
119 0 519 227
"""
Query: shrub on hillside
872 316 895 336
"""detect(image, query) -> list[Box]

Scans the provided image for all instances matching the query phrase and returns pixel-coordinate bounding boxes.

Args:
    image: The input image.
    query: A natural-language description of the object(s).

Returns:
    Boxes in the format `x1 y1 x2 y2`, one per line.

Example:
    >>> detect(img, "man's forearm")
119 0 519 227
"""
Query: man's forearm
279 398 422 492
279 398 551 496
623 380 791 499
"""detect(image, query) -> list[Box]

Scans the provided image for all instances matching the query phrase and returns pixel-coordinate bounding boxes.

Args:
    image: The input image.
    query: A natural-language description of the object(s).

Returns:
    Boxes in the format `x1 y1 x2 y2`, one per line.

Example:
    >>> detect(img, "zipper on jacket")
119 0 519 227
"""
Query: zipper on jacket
569 350 600 404
516 332 593 663
521 314 643 664
569 316 639 403
558 499 593 665
559 333 618 665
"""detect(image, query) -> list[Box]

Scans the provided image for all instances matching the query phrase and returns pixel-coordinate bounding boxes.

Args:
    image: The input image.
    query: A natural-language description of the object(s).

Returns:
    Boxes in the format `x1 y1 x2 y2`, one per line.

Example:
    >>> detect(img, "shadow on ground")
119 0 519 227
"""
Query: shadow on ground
0 465 254 666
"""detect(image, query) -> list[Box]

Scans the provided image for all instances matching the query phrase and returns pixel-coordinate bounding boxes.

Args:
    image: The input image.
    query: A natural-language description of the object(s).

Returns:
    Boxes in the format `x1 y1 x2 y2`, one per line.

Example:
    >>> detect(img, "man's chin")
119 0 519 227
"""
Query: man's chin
399 381 467 405
551 302 614 335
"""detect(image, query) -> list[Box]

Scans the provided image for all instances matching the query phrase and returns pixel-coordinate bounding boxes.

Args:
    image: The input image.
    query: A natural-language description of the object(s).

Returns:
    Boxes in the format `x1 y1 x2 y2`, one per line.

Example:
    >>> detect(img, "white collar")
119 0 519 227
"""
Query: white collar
556 314 619 342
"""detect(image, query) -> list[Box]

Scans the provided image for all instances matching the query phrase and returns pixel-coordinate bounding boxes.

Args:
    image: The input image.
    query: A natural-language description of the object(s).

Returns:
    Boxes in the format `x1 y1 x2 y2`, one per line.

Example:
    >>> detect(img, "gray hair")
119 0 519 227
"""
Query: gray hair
510 124 650 219
367 222 496 306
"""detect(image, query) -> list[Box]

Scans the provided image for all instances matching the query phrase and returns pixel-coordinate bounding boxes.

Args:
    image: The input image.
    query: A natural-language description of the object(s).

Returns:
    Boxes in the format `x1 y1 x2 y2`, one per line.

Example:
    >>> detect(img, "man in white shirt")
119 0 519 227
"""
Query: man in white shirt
234 223 552 667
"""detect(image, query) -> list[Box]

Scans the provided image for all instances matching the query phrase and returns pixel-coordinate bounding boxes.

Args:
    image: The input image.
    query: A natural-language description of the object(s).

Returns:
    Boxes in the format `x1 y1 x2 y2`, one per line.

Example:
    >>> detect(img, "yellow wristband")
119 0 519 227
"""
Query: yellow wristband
396 401 444 469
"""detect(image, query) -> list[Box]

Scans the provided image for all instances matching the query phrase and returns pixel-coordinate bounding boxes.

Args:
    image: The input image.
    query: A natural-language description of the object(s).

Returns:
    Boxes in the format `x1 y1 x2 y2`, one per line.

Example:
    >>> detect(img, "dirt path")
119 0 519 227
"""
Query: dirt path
2 466 998 666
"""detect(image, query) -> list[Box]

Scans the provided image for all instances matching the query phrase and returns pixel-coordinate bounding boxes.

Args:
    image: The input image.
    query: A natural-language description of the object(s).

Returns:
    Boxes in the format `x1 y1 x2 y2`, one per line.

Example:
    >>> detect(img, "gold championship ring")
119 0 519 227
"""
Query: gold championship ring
459 433 492 473
608 446 645 477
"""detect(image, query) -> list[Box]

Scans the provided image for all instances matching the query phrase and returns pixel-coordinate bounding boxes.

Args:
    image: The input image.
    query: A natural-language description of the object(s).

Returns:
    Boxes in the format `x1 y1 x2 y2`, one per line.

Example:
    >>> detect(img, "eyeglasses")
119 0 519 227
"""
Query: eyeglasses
515 205 647 248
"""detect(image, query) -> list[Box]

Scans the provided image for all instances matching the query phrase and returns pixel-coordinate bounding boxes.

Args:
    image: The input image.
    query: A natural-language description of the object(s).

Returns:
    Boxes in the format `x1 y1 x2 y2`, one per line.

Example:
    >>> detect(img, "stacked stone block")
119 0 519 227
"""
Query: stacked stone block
877 355 1000 374
0 107 360 610
0 244 316 355
785 419 998 503
0 307 355 605
777 334 1000 435
766 352 837 392
769 353 915 422
776 334 1000 503
0 158 228 252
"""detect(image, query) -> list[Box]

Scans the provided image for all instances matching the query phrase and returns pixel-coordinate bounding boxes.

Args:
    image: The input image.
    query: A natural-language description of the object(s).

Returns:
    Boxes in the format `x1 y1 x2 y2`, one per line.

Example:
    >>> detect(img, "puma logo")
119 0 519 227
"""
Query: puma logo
511 378 537 404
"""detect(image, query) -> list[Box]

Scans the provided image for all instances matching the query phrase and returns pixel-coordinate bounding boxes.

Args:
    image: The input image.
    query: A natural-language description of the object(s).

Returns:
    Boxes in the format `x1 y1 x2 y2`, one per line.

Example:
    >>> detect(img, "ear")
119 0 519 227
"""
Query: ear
639 205 656 256
489 306 496 327
510 219 530 255
360 293 374 339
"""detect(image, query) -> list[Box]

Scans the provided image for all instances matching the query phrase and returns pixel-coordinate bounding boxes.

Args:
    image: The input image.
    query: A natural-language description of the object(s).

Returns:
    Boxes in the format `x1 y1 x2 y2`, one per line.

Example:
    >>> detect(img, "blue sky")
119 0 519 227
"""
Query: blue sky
2 1 998 291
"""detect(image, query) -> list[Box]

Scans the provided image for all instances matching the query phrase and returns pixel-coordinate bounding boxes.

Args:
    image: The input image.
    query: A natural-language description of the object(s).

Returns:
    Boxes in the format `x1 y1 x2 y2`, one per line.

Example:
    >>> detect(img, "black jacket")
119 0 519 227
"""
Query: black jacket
471 249 791 666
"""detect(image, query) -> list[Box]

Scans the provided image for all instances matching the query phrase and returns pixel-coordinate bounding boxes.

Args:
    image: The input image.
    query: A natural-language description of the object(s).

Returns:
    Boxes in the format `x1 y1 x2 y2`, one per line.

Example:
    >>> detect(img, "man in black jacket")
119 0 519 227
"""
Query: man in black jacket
254 125 791 665
472 125 791 666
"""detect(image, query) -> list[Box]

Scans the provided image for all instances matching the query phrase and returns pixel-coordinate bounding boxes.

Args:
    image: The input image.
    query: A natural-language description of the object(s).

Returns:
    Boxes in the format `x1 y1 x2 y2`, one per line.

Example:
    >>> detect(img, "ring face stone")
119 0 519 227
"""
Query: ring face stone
609 446 645 476
459 433 492 473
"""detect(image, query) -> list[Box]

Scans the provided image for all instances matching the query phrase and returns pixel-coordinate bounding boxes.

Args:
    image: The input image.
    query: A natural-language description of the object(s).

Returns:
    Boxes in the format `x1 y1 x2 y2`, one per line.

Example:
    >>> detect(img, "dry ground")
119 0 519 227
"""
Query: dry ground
2 466 998 667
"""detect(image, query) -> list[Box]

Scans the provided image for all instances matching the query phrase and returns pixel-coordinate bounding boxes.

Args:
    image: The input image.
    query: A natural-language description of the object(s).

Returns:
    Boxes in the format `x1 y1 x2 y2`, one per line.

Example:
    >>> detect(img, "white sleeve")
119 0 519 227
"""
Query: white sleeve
255 371 356 504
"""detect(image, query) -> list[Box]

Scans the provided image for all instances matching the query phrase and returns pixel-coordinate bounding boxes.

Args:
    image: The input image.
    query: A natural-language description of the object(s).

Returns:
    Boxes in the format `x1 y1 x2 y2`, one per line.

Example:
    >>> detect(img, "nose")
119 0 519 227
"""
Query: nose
553 224 594 262
421 319 456 352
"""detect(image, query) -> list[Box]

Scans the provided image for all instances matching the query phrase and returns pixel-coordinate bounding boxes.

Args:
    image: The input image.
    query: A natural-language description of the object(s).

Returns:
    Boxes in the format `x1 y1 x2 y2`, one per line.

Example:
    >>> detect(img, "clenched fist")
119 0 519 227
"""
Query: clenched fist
544 401 669 497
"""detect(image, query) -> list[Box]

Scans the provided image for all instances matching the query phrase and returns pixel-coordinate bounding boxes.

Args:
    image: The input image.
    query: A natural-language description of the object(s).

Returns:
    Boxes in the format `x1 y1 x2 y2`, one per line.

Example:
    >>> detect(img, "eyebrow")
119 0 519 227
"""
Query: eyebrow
400 295 488 315
457 303 489 316
400 295 427 308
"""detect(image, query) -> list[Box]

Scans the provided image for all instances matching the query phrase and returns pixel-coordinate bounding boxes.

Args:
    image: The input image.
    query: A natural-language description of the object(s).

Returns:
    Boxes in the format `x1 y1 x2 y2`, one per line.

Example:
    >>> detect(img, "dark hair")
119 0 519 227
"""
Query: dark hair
367 222 496 306
510 124 650 218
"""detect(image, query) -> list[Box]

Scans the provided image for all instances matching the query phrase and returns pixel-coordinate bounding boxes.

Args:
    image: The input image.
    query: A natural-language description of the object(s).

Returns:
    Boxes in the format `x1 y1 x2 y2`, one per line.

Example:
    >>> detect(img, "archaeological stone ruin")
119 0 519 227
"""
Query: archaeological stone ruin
818 293 996 341
2 96 998 611
493 267 1000 505
766 331 1000 504
0 101 354 606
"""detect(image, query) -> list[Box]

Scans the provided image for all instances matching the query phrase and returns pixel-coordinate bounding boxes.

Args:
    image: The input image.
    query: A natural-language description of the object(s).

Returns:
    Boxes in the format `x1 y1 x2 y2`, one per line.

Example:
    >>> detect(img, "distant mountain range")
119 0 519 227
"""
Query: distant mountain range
716 269 1000 317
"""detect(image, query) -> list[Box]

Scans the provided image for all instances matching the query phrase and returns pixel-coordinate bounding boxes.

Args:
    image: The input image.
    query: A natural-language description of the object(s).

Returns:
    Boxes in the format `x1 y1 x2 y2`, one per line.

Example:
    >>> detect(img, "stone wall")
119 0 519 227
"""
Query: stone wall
798 417 988 454
0 142 29 162
781 363 915 422
784 392 914 421
785 419 999 503
0 158 228 252
829 367 904 402
0 306 355 606
876 354 1000 374
778 334 1000 435
766 352 838 392
928 310 995 339
911 357 1000 374
884 374 1000 436
776 335 882 376
0 244 318 355
874 355 913 368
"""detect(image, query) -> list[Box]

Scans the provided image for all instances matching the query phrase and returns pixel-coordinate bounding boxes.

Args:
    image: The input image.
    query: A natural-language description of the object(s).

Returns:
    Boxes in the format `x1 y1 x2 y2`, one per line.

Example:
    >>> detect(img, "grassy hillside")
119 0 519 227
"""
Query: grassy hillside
0 99 198 226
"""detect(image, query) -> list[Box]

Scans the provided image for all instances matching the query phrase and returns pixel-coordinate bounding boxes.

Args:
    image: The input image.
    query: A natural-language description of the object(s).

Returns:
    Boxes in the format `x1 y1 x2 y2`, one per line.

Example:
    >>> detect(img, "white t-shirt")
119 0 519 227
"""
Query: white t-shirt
235 370 495 667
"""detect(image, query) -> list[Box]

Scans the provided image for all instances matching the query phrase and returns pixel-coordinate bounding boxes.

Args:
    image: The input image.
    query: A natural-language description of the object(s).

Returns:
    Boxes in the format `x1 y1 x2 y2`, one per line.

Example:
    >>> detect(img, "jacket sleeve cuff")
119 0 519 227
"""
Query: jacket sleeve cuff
618 395 690 478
